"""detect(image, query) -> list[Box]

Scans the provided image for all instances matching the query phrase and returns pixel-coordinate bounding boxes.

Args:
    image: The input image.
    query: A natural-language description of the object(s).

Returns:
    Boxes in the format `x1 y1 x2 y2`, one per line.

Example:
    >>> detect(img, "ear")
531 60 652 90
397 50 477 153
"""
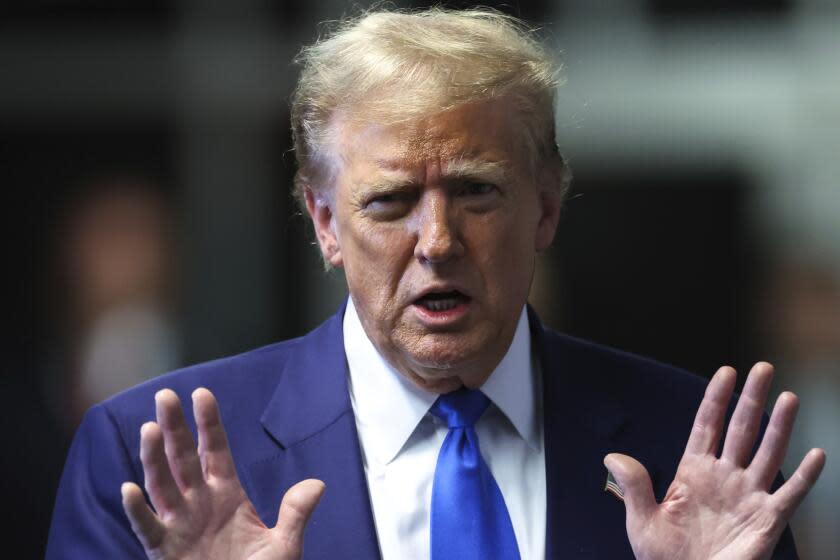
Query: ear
303 187 343 268
534 155 565 252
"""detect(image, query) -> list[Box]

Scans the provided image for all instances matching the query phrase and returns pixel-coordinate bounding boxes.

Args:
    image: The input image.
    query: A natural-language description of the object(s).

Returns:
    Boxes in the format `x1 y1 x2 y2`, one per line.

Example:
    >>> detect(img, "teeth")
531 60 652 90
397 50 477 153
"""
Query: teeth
422 298 459 312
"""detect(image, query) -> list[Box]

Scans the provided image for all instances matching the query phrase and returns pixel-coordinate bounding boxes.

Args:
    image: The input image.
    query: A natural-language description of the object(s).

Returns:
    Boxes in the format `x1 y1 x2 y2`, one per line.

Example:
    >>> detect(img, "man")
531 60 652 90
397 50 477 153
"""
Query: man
47 8 825 559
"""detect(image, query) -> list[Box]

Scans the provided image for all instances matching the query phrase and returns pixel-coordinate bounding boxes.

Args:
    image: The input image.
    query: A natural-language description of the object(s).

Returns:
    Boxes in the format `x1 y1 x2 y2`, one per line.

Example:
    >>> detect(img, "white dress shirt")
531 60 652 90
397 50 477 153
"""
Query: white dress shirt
344 298 546 559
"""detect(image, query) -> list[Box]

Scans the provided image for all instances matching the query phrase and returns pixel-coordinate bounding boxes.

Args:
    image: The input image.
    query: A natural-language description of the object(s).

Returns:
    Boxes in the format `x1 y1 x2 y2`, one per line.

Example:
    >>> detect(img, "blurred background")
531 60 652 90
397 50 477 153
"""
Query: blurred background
3 0 838 557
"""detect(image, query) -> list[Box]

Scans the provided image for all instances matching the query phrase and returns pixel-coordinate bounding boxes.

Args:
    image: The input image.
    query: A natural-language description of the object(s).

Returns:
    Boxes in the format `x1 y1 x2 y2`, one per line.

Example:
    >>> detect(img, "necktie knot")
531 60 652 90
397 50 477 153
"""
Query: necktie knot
431 388 490 428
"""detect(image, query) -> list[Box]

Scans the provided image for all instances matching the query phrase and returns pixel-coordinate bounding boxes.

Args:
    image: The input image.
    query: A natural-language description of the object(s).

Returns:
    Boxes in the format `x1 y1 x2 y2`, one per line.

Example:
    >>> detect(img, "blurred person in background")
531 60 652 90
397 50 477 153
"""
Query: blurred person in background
50 177 181 428
762 255 840 559
3 175 182 559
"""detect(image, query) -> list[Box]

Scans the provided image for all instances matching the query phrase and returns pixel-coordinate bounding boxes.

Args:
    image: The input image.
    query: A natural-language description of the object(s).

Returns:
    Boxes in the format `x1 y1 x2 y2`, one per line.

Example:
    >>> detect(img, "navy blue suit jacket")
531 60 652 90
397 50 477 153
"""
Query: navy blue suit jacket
46 305 797 558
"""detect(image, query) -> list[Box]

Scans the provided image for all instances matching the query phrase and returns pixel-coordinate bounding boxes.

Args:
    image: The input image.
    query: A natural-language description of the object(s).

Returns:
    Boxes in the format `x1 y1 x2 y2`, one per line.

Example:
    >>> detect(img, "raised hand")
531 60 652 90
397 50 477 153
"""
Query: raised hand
120 388 325 560
605 362 826 560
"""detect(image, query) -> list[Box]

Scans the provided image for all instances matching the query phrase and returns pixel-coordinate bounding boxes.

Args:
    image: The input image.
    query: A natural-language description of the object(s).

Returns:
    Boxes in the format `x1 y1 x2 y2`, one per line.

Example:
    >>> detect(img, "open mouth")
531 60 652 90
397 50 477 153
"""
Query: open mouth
414 290 471 312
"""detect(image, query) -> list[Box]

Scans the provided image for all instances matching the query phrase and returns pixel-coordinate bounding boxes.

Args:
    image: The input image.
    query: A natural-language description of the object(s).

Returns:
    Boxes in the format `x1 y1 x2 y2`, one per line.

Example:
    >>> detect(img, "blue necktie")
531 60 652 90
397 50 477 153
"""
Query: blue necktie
429 388 521 560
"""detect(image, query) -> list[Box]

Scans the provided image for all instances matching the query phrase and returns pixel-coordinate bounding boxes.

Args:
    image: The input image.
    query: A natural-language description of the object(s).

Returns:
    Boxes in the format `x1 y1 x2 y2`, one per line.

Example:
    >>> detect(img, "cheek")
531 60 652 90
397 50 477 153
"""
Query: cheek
466 209 537 298
340 220 416 304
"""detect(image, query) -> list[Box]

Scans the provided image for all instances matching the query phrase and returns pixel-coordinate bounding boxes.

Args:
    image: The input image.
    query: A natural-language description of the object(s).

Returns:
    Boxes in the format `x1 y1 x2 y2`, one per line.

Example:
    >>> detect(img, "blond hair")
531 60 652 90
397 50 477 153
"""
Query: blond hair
291 7 567 206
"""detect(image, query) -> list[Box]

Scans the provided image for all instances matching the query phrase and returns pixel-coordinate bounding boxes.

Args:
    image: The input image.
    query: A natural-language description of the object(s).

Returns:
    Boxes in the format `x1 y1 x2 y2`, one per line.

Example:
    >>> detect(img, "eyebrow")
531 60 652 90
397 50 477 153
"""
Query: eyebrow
442 158 509 184
365 158 509 190
359 174 417 196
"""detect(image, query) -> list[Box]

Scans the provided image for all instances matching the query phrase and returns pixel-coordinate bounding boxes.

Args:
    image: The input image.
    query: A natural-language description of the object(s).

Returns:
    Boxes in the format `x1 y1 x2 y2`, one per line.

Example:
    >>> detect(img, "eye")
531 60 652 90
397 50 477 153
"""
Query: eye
369 193 401 205
363 191 414 220
365 192 406 208
460 182 497 196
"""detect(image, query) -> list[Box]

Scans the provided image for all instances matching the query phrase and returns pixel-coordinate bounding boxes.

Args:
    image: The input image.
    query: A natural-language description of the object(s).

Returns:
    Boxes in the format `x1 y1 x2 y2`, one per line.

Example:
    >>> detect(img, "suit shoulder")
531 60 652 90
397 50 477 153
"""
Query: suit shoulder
98 336 304 425
540 328 709 405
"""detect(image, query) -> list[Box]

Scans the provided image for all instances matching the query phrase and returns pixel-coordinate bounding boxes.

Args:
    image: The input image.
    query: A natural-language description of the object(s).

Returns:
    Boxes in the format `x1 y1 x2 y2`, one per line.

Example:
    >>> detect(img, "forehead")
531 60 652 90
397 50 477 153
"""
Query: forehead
333 98 530 177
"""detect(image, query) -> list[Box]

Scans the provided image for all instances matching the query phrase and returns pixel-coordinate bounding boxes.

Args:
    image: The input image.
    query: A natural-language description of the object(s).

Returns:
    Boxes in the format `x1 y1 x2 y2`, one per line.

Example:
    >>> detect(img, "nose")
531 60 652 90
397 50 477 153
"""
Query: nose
414 190 464 264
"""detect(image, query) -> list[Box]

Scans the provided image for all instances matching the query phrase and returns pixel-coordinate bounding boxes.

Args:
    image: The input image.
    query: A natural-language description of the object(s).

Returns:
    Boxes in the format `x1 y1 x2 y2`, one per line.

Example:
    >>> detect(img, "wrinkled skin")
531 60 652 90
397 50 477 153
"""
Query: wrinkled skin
305 97 563 393
606 362 826 559
121 389 324 560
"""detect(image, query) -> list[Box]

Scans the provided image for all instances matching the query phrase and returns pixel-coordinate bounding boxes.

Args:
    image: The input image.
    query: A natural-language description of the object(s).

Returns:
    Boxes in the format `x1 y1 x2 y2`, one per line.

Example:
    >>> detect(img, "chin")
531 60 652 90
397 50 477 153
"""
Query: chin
405 336 482 372
401 355 464 389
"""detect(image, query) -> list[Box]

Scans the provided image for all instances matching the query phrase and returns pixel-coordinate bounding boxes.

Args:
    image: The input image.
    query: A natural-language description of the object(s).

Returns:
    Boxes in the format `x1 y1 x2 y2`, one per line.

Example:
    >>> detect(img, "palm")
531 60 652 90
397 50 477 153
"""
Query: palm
121 388 324 560
140 485 281 560
606 363 825 560
632 454 784 559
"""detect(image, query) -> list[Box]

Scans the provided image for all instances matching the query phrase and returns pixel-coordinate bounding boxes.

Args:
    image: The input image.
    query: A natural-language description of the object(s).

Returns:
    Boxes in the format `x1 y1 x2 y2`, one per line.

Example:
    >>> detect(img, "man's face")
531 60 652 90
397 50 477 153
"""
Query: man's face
307 98 562 393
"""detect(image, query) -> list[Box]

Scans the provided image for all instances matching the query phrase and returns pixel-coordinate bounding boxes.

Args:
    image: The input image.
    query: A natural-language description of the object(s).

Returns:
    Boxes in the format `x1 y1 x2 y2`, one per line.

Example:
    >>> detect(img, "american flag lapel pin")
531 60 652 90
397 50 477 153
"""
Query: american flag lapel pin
604 470 625 501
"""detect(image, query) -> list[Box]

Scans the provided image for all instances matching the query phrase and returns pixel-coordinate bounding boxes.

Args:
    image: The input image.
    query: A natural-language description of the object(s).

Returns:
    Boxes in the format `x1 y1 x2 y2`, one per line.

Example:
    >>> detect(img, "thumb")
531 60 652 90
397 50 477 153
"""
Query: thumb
604 453 657 526
275 479 326 551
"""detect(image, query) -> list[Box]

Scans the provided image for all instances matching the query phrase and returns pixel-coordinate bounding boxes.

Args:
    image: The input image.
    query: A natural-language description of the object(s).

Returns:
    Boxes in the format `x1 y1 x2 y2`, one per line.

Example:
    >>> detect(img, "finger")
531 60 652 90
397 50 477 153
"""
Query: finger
771 448 826 519
139 421 185 514
274 479 326 551
748 391 799 489
603 454 657 528
121 482 165 550
193 388 237 480
156 389 205 491
721 362 774 467
684 366 737 456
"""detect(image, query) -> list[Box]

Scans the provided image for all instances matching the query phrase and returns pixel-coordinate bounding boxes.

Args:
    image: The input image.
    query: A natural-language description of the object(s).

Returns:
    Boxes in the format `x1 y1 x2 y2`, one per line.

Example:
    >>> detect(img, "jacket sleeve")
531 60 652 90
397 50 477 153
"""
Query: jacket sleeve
46 404 147 559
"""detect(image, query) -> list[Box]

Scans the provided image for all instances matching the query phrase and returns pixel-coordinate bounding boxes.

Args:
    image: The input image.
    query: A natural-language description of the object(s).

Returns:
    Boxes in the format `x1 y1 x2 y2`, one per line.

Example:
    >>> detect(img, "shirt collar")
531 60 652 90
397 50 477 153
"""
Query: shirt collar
344 298 539 465
344 298 437 465
480 307 540 452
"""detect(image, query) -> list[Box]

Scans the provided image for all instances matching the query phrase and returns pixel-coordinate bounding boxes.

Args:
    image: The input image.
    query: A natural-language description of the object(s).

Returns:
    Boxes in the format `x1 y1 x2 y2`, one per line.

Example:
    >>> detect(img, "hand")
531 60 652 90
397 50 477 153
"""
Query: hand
605 362 826 560
121 388 325 560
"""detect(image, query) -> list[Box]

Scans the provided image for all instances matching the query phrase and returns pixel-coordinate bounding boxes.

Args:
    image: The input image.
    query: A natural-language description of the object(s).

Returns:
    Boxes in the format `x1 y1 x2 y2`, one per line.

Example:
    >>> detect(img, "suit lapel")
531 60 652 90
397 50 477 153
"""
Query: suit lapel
245 304 381 560
530 309 638 558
